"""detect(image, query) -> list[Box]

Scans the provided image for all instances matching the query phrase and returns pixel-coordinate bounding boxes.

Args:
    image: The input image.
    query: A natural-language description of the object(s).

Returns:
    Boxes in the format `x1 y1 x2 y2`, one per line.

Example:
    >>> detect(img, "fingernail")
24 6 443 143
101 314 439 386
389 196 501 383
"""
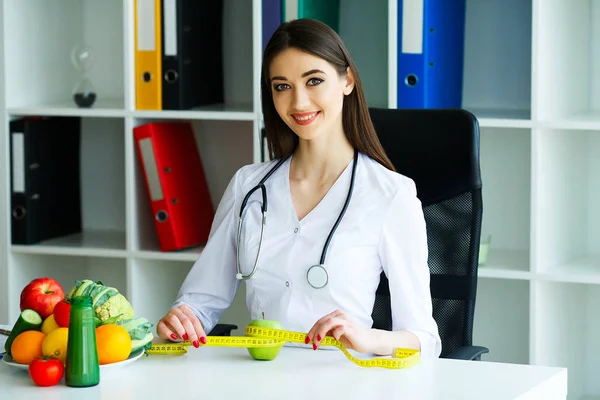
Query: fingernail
200 336 207 344
313 343 317 351
305 336 310 344
193 340 199 348
317 334 321 342
182 333 189 340
170 333 177 340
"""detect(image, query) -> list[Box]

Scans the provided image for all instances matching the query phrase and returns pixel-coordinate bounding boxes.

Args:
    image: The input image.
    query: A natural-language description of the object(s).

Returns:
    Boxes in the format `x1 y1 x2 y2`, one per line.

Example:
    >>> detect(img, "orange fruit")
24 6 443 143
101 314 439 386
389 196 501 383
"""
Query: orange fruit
11 330 46 365
42 327 69 364
95 324 131 365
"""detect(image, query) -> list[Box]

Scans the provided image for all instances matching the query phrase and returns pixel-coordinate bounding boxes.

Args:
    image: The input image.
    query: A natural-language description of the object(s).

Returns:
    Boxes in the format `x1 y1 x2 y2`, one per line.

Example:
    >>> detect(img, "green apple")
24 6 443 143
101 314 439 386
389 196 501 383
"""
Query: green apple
247 318 284 361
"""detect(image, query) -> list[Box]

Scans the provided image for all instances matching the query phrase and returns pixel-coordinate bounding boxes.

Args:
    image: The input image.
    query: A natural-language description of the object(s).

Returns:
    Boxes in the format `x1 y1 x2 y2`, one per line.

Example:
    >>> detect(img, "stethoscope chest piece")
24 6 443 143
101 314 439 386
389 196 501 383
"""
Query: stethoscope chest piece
307 264 329 289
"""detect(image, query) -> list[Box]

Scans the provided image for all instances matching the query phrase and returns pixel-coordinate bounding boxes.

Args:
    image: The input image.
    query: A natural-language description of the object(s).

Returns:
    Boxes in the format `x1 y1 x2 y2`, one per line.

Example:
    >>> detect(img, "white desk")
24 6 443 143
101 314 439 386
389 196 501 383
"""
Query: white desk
0 344 567 399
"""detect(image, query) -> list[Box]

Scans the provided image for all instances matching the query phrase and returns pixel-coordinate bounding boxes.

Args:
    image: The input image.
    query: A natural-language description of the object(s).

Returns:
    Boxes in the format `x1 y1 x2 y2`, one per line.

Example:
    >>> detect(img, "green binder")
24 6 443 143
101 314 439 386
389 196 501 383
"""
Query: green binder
283 0 341 33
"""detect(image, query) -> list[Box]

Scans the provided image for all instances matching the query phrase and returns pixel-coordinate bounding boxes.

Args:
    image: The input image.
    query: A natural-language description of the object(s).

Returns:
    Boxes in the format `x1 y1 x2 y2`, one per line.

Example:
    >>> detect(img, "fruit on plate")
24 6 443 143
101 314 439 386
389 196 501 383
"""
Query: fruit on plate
116 317 155 354
29 357 65 387
20 277 65 320
42 327 69 364
4 309 42 355
65 280 134 324
246 318 284 361
41 314 61 335
11 330 46 365
95 324 132 365
53 299 71 328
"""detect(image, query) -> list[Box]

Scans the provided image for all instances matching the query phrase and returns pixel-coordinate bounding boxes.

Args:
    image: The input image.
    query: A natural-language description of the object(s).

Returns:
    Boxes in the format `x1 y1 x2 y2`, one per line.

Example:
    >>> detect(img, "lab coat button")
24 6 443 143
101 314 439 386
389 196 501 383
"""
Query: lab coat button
294 228 298 233
286 281 290 287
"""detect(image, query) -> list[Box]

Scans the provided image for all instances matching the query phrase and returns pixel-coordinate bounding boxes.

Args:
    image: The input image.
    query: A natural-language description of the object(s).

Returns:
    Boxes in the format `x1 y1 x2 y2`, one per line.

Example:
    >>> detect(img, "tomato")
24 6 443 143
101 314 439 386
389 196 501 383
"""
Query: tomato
28 357 64 387
53 300 71 328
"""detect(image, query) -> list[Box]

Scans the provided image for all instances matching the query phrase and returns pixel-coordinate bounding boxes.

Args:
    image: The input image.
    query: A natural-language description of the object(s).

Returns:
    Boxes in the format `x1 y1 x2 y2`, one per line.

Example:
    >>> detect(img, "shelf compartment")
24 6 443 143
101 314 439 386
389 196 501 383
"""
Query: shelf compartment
462 0 532 121
129 118 254 253
532 281 600 399
338 0 389 108
4 0 124 110
473 278 530 364
535 129 600 276
8 117 127 253
129 258 249 334
126 0 254 113
479 127 532 273
535 1 600 123
7 253 127 324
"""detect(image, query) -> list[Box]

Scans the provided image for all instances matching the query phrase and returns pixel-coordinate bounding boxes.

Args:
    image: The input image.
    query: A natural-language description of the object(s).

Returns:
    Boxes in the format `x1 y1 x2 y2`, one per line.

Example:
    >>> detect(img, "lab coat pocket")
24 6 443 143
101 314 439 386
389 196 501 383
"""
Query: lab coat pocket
327 225 380 300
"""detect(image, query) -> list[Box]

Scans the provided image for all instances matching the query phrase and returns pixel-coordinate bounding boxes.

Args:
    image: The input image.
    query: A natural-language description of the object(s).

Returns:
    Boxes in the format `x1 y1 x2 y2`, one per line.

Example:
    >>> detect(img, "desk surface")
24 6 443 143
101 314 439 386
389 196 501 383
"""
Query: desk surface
0 343 567 400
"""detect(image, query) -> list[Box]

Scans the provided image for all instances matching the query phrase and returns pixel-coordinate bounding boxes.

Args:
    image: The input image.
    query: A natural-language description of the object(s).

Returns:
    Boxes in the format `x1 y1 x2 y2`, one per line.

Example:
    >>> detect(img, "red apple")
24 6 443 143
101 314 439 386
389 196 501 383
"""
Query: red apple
20 277 65 320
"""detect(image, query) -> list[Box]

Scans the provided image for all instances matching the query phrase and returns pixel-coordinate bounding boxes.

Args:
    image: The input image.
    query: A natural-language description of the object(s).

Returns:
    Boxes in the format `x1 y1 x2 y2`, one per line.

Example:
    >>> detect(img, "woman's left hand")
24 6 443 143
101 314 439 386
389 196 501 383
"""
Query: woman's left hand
306 309 375 353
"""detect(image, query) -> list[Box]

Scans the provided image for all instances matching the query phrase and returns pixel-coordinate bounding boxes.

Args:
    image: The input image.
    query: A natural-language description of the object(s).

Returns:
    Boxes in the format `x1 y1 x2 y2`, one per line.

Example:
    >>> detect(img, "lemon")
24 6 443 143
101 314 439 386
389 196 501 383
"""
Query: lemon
41 314 60 335
42 327 69 364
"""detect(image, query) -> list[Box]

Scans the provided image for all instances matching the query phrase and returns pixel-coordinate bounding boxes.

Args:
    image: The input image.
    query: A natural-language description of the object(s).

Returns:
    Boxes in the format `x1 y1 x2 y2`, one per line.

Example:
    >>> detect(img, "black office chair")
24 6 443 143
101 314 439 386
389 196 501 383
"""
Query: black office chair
369 107 489 361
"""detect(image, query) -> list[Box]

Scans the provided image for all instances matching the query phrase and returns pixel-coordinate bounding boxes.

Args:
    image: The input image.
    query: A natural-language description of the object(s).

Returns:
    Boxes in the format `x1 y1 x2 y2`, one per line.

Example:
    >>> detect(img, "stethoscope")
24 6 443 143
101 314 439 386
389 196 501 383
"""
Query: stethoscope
236 149 358 289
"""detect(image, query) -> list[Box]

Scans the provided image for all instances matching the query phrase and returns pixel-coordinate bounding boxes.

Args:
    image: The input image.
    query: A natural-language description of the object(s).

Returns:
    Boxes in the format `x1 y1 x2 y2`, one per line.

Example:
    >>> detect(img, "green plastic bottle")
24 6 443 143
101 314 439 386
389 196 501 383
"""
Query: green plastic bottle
65 296 100 387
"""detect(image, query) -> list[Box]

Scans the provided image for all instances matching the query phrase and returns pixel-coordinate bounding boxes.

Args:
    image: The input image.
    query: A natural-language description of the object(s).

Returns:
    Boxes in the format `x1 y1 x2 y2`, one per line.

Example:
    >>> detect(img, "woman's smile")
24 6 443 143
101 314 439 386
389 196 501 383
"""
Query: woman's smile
292 111 320 126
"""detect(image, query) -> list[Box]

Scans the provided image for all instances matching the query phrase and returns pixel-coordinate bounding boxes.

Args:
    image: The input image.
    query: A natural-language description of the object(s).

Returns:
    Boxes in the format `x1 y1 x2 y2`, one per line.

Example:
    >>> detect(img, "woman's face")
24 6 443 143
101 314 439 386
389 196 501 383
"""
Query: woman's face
269 47 354 143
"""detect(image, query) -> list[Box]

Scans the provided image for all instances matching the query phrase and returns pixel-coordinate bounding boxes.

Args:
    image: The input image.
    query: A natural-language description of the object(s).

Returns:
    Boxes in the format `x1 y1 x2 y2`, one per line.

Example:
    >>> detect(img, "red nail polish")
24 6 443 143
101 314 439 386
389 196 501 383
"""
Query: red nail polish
182 333 189 340
313 343 317 351
200 336 207 344
193 340 199 348
170 333 177 340
317 334 321 342
305 336 310 344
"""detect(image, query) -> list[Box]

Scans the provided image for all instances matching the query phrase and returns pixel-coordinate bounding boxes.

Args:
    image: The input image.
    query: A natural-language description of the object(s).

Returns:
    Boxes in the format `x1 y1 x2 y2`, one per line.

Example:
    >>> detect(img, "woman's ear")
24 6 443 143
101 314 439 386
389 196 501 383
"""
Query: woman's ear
343 67 355 96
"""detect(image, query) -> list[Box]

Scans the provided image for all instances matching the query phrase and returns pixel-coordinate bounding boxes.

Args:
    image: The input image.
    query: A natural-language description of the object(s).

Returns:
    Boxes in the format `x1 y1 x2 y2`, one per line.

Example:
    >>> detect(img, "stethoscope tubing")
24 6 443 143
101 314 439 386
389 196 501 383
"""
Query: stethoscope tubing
236 150 358 285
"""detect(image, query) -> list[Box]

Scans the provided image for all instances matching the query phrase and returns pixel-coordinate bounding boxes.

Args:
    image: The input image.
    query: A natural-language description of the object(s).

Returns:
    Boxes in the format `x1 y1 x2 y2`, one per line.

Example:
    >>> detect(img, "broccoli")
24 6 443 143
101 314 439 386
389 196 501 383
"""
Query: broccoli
95 293 135 322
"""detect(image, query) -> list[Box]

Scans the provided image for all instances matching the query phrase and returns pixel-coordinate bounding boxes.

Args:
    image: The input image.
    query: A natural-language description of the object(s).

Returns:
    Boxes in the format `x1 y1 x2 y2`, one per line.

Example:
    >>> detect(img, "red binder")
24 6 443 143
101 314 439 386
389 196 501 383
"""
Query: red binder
133 122 214 251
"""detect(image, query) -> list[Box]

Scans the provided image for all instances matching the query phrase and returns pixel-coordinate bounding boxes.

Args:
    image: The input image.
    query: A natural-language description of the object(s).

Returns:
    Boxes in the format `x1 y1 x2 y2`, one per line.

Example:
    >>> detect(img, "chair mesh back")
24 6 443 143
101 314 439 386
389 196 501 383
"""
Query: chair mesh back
371 189 481 358
426 191 478 357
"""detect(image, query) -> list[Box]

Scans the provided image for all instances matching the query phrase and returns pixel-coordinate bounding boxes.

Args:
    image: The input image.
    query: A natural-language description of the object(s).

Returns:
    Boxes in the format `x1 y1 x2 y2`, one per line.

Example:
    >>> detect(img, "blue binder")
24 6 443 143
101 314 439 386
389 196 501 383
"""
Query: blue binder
397 0 466 109
263 0 282 50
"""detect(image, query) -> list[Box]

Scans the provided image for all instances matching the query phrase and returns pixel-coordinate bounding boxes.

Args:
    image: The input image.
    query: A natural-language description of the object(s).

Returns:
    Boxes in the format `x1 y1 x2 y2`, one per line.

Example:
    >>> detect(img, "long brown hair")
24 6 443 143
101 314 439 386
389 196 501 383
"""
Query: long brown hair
260 18 395 171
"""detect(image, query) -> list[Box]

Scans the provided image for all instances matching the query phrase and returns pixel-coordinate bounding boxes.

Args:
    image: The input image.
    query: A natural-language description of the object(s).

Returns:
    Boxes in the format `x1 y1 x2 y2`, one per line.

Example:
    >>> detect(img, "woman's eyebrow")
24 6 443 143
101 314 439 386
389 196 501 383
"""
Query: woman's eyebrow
271 69 326 81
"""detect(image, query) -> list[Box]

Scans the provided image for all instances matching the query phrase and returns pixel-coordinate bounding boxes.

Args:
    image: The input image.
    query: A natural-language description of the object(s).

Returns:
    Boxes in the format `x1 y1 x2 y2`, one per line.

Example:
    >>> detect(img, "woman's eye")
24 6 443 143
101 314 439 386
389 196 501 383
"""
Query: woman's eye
273 83 290 92
307 78 323 86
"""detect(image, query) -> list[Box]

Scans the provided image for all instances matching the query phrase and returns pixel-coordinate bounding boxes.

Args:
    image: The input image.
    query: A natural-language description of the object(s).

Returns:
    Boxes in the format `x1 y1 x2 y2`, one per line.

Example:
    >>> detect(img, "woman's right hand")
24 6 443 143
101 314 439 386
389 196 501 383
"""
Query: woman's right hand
156 304 207 348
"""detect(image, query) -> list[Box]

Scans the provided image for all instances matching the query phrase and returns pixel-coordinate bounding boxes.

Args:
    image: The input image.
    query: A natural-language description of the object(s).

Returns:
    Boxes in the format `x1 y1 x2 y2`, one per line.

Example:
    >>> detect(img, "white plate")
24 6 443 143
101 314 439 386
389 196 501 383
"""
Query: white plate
1 348 145 371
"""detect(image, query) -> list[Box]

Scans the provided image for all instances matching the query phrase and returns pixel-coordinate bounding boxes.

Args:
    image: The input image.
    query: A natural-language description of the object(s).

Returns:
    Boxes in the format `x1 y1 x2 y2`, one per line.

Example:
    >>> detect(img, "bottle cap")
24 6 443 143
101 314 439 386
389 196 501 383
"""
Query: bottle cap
70 295 92 307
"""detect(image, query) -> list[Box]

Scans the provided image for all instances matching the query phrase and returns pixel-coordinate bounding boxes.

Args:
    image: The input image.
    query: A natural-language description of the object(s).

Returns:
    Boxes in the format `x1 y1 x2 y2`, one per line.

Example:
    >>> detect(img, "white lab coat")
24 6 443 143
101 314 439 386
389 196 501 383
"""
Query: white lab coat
173 152 442 358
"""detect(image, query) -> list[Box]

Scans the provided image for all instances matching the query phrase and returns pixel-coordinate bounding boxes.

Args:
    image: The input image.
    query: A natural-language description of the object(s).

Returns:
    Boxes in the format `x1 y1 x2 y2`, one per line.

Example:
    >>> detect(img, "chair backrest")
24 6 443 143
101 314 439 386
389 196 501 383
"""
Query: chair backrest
368 108 483 358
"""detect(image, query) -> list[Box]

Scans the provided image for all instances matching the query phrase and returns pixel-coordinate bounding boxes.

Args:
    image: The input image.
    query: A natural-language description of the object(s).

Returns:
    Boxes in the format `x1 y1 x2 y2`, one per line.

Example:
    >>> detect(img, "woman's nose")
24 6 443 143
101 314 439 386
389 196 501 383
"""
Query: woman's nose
291 87 310 109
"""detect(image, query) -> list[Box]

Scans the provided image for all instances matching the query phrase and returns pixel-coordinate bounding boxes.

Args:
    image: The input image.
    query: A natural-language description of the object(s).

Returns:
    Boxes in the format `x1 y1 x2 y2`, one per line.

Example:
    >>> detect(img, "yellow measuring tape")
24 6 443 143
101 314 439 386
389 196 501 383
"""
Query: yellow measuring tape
147 326 420 369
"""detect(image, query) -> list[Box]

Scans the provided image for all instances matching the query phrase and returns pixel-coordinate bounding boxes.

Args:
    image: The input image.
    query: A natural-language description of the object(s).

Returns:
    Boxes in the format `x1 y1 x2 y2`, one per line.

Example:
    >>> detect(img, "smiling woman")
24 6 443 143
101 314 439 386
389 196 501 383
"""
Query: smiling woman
158 18 442 361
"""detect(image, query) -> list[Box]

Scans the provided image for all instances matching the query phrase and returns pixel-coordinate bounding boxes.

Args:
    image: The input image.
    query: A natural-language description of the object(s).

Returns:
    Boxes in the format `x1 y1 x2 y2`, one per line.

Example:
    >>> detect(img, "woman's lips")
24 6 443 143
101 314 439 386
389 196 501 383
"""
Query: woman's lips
292 111 320 126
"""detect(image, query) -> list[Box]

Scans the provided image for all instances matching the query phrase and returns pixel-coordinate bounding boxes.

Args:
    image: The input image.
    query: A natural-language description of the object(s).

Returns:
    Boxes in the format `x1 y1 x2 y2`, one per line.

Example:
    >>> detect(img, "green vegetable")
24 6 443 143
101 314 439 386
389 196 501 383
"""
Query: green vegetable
66 280 134 324
117 318 154 353
4 309 42 355
94 293 134 322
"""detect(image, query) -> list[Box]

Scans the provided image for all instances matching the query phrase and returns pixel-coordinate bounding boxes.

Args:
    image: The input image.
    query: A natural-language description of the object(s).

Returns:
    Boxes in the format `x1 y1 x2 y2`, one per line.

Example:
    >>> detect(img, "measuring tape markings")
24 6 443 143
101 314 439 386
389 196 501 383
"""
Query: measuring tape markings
147 326 420 369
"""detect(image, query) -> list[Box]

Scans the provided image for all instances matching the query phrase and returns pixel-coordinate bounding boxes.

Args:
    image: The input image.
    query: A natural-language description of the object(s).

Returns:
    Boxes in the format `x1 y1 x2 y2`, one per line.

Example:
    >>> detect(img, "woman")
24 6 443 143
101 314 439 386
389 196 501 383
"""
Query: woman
157 18 442 359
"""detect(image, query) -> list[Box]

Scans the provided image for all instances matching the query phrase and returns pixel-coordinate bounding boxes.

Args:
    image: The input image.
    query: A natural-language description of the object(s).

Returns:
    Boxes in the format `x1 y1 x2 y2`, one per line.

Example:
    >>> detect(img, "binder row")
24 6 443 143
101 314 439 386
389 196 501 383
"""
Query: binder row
10 117 214 253
134 0 224 111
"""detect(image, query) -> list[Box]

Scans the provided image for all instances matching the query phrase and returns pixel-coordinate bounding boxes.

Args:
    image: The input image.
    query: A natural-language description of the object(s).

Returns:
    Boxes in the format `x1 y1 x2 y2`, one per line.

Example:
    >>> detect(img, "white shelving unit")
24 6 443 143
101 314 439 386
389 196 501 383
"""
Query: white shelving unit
0 1 598 398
